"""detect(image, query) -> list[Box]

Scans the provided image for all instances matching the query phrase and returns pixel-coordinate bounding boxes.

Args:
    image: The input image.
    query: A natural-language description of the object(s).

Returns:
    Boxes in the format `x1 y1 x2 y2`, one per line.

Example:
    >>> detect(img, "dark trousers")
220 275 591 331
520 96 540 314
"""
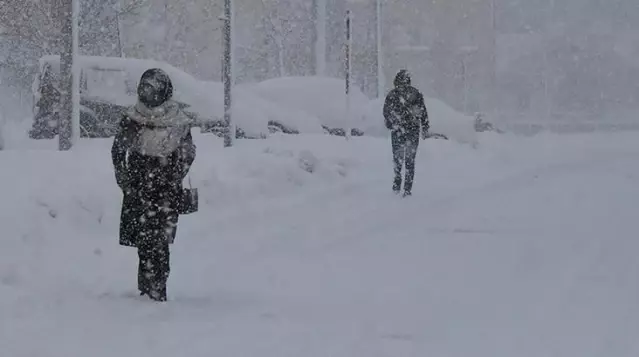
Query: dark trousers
392 132 419 194
138 239 170 301
136 201 175 301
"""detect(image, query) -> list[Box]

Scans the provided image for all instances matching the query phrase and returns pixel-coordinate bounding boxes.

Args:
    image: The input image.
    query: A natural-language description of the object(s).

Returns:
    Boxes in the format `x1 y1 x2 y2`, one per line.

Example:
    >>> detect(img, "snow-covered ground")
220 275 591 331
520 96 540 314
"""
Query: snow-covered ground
2 130 639 356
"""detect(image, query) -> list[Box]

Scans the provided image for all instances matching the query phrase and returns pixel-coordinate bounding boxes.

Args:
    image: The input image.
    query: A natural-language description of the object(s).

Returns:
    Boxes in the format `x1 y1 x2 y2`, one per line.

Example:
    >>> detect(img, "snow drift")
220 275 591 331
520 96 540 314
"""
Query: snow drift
244 76 370 132
199 80 325 137
233 76 477 143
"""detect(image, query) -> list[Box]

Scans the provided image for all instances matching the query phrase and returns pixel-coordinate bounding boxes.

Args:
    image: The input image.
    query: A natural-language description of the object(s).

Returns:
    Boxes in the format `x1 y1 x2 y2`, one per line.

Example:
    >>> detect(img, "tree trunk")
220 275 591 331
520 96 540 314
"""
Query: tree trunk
276 37 285 77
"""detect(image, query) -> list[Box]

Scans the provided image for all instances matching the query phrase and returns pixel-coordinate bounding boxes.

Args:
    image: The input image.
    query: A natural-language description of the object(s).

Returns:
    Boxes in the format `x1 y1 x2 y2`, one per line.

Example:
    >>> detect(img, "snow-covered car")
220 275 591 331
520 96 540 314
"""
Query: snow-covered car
29 55 213 139
29 57 343 140
198 76 370 138
243 77 370 137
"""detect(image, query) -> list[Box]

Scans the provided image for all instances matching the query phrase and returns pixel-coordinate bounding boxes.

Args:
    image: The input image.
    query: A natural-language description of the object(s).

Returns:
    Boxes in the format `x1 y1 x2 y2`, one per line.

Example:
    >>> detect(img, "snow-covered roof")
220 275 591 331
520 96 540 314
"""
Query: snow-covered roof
38 55 198 84
38 55 211 111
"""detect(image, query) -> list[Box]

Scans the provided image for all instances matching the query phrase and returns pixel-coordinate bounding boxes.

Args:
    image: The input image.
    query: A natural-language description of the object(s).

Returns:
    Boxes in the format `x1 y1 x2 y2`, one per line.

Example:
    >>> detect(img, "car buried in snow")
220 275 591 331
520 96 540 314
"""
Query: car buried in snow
29 56 385 140
29 55 220 139
29 56 355 140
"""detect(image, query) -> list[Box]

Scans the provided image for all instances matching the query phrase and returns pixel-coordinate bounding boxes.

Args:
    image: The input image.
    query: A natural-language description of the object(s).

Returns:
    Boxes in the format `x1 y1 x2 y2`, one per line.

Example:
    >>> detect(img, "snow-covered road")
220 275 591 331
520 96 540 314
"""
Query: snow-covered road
2 133 639 356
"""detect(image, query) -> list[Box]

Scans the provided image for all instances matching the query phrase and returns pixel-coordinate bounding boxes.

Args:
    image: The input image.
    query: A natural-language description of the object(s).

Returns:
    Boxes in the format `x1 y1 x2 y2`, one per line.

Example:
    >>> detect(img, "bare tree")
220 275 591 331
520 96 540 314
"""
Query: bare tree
118 0 223 78
259 0 295 77
0 0 60 54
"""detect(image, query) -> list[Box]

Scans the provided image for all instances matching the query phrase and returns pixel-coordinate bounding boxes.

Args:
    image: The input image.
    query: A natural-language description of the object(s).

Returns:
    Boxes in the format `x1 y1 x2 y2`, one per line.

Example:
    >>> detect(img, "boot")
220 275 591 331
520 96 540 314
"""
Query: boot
138 259 151 296
393 175 402 194
148 286 167 302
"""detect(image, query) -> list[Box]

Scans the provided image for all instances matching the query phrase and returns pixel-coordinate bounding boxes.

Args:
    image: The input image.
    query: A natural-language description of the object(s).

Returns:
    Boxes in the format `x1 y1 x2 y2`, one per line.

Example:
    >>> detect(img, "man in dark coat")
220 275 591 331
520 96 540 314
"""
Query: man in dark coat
111 68 196 301
383 70 429 197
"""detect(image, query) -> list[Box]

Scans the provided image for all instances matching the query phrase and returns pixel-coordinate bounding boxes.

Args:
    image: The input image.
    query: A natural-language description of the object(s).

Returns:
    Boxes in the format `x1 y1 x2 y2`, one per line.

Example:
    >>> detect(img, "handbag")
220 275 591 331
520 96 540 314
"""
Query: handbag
178 177 199 215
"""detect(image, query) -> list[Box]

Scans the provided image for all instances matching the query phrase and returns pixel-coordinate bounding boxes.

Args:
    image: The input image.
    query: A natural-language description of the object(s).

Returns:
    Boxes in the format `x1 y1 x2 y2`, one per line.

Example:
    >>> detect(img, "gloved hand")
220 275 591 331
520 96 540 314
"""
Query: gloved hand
421 125 429 140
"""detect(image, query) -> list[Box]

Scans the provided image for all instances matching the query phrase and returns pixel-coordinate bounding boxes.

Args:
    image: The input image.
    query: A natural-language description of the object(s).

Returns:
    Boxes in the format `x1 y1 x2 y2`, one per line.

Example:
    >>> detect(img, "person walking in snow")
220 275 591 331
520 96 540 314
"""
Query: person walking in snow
383 69 429 197
111 68 197 301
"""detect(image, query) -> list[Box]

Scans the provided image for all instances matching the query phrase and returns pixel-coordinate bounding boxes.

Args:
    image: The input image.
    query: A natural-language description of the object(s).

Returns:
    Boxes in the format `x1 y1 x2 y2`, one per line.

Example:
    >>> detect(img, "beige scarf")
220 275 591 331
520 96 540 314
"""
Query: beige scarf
126 100 192 158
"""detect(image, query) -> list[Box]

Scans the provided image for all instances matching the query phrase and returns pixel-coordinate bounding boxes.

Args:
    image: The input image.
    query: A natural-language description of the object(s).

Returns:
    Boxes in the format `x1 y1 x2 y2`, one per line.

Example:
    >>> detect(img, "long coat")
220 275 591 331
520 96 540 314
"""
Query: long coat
111 115 196 247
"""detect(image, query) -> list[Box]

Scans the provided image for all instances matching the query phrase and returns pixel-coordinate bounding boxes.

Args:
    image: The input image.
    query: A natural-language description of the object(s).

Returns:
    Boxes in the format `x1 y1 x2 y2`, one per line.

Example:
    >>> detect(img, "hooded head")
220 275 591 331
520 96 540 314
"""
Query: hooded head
394 69 411 87
137 68 174 108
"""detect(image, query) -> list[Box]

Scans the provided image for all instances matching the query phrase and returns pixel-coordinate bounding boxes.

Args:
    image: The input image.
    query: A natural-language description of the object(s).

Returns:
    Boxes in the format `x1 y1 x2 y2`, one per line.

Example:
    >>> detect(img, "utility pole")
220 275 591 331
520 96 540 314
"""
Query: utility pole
222 0 234 147
56 0 74 150
376 0 384 98
344 9 352 140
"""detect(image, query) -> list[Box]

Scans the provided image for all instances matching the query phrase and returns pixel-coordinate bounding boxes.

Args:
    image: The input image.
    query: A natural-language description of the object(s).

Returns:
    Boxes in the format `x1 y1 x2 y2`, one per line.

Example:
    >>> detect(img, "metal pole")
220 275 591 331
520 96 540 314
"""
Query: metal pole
490 0 497 115
57 0 73 151
376 0 384 98
543 0 553 121
223 0 233 147
345 10 352 140
71 0 80 145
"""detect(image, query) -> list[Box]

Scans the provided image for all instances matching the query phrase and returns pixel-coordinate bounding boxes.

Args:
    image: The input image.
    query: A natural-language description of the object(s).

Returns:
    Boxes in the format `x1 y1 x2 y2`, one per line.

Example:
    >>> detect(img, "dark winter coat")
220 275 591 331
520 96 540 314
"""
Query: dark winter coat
111 100 196 248
383 84 429 139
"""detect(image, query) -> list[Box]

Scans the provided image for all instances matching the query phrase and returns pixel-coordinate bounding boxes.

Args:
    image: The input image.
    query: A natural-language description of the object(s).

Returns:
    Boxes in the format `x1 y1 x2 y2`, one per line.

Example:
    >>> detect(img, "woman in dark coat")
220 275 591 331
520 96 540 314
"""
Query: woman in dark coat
111 68 196 301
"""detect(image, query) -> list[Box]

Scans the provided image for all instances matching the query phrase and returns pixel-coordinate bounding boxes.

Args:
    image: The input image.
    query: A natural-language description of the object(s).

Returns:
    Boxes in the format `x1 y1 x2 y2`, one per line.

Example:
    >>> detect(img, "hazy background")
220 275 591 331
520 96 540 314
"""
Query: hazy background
1 0 638 128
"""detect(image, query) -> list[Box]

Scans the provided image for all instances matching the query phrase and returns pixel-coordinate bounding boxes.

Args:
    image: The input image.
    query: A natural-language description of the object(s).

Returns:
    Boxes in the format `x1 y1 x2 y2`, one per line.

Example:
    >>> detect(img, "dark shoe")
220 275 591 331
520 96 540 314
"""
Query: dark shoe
148 287 167 302
403 191 412 198
393 177 402 193
149 292 167 302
